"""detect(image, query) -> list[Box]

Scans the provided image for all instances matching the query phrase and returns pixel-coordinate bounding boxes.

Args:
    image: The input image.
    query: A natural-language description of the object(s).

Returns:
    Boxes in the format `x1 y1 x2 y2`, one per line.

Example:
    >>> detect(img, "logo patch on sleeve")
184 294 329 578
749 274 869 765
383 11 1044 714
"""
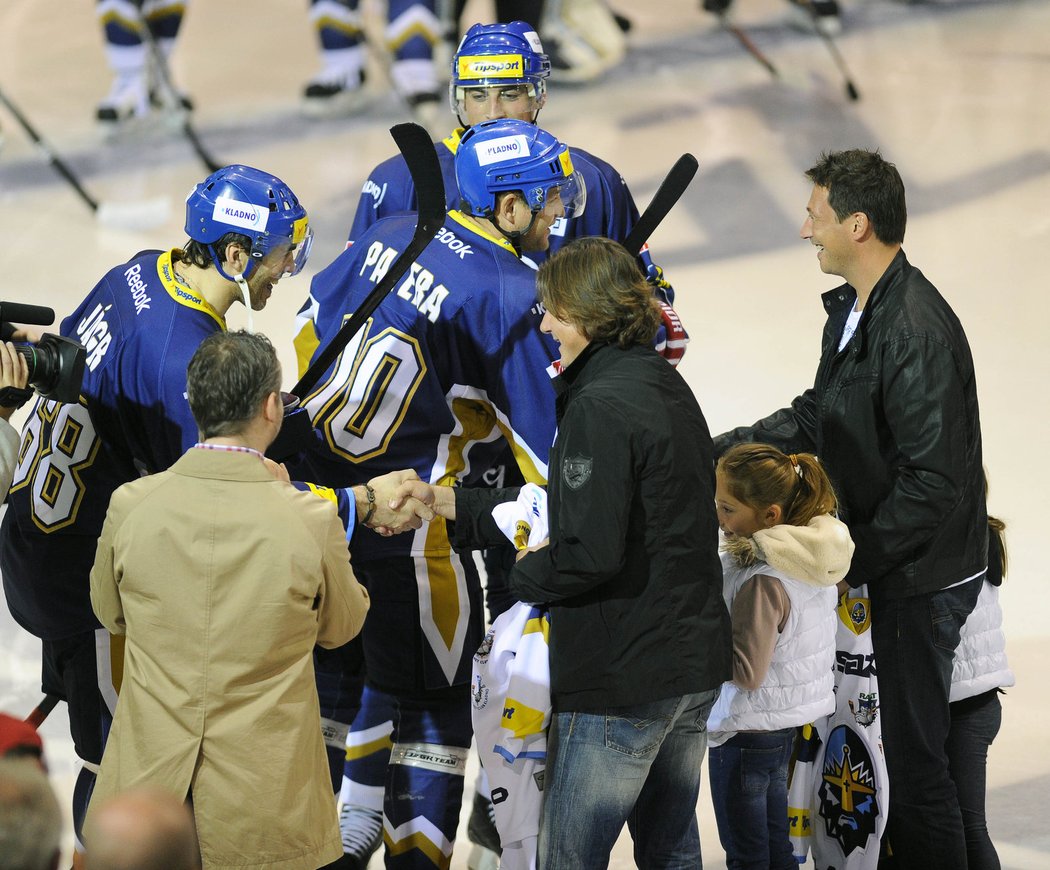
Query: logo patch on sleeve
562 455 593 490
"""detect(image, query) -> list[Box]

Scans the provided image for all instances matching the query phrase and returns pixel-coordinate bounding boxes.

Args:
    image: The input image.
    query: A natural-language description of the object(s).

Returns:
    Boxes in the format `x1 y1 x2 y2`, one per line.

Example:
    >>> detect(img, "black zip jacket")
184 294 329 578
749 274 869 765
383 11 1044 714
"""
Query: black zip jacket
715 250 987 600
452 341 731 712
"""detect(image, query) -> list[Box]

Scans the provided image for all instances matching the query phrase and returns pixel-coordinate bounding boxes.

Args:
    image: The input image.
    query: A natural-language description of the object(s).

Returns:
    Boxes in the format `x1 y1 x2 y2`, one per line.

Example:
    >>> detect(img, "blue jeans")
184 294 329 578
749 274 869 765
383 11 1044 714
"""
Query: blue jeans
948 689 1003 870
538 689 719 870
871 577 982 870
708 728 798 870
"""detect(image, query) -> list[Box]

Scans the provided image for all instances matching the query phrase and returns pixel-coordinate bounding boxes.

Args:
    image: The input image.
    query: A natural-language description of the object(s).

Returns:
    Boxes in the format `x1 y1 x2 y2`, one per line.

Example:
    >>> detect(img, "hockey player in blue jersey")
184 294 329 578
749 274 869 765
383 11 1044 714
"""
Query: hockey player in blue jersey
292 118 582 869
336 21 689 865
0 164 312 849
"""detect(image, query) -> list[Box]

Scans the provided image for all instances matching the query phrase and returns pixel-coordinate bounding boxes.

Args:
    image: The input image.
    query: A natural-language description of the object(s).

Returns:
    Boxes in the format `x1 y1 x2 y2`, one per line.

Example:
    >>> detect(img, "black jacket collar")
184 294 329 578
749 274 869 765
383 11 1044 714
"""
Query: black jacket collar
820 249 909 355
552 340 610 395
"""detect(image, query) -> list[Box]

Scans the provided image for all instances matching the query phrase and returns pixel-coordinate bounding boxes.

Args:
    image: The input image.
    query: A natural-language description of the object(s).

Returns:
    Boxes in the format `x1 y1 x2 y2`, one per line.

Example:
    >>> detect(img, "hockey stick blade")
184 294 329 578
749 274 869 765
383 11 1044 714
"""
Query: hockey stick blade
621 154 699 256
1 84 173 228
291 122 445 399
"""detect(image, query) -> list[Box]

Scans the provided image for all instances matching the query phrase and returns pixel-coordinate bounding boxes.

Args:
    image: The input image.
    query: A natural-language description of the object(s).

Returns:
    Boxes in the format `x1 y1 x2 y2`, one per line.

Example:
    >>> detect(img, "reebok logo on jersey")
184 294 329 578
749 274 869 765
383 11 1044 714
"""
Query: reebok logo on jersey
362 179 387 210
434 228 474 258
476 135 531 166
123 263 152 314
76 302 113 372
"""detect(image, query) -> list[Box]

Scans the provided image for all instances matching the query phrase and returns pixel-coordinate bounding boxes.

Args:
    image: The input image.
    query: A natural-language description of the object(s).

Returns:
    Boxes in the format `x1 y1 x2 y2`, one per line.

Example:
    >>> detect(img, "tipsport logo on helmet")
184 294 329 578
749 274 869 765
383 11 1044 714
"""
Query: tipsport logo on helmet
476 135 531 167
458 54 523 79
212 196 268 233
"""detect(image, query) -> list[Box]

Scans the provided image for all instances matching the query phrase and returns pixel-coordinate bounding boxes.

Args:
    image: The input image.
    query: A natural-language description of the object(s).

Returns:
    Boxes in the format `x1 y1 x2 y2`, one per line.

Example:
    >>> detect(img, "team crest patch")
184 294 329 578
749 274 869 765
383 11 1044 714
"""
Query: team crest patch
818 724 881 856
562 455 593 490
838 595 871 635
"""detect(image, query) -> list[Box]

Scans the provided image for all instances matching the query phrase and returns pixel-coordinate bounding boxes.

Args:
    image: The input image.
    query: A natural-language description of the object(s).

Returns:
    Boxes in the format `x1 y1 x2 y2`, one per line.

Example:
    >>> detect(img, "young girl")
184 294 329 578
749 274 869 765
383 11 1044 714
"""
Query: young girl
707 442 854 870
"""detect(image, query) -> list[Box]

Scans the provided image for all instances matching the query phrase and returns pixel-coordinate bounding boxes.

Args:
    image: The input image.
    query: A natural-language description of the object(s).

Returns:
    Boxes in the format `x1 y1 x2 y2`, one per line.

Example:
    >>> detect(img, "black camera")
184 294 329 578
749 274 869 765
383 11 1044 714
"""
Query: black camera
1 301 87 406
13 334 88 404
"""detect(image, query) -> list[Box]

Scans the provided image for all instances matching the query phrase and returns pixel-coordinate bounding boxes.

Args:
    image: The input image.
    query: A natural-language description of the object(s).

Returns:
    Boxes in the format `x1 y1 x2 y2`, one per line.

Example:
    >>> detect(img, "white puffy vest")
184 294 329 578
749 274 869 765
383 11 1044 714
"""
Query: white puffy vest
950 579 1014 702
708 557 837 737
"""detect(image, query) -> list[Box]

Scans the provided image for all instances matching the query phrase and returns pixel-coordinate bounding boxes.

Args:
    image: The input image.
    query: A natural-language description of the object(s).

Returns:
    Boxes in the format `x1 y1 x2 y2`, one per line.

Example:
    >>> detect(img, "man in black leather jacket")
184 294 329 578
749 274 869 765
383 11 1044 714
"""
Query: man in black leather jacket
715 149 987 870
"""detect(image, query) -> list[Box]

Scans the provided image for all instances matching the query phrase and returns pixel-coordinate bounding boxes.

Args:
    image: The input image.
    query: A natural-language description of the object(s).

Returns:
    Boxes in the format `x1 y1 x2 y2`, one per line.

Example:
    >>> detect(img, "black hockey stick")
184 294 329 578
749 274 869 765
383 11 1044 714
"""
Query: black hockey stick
719 15 780 78
622 154 700 257
291 122 445 400
24 694 60 729
134 9 223 172
0 85 171 229
795 0 860 101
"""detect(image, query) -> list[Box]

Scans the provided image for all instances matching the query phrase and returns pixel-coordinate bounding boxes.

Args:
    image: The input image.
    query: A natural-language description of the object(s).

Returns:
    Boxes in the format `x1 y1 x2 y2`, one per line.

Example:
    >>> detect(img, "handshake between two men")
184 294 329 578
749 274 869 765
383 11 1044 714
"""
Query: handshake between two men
356 473 455 536
259 463 452 537
357 475 550 563
264 461 548 556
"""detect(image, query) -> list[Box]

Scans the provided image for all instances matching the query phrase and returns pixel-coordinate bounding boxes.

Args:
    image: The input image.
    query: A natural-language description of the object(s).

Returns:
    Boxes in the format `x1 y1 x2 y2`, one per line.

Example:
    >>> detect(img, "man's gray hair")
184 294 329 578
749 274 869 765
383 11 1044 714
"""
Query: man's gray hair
0 758 62 870
186 330 282 439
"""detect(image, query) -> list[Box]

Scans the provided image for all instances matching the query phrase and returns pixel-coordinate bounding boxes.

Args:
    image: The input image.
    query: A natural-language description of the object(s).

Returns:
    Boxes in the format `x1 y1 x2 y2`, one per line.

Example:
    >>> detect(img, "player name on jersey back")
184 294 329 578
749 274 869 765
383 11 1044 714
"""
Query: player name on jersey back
357 225 478 324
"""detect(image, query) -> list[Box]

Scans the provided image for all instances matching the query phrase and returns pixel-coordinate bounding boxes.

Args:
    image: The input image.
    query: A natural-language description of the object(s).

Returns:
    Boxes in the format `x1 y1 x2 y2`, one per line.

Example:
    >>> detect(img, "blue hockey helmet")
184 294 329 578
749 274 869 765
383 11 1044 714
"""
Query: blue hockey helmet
450 21 550 118
456 119 586 221
184 164 313 278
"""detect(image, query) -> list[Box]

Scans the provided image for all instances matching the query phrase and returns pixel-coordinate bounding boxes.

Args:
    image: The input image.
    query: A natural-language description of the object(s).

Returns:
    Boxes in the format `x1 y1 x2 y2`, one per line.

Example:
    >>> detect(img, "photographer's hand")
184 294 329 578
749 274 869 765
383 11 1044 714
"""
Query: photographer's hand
9 326 43 343
0 341 30 421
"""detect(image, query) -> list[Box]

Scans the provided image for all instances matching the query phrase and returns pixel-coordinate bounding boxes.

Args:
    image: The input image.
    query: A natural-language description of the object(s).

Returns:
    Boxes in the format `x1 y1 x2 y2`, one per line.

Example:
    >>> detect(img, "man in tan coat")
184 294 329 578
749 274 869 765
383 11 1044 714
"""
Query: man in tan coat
86 330 411 870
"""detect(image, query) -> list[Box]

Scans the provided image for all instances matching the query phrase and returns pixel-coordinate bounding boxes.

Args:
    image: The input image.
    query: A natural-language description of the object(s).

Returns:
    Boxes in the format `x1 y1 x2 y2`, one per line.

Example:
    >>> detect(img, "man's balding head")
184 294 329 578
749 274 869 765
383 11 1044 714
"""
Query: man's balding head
86 787 199 870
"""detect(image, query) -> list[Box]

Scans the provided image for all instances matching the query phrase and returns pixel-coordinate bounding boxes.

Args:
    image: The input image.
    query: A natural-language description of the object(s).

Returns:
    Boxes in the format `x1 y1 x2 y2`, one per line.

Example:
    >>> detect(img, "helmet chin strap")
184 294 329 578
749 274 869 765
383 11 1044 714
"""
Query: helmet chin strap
234 272 254 333
493 209 538 256
210 246 256 332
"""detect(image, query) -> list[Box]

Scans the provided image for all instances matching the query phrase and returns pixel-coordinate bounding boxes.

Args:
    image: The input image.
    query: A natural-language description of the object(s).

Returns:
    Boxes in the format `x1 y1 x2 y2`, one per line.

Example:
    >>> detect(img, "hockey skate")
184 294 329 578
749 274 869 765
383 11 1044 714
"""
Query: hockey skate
148 58 194 116
97 55 193 126
701 0 733 14
96 71 151 124
336 802 383 869
303 69 370 119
